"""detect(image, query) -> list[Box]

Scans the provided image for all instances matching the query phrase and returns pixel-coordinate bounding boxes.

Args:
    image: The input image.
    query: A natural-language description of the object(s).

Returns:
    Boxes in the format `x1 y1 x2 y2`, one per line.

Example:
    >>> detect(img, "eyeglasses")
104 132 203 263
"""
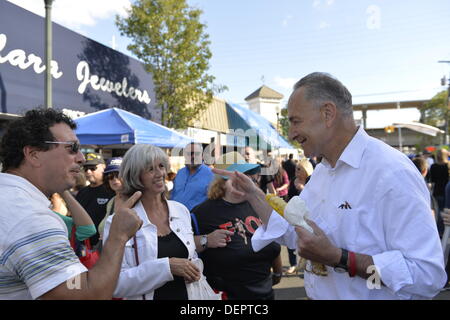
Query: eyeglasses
106 172 119 180
83 165 98 172
44 141 80 154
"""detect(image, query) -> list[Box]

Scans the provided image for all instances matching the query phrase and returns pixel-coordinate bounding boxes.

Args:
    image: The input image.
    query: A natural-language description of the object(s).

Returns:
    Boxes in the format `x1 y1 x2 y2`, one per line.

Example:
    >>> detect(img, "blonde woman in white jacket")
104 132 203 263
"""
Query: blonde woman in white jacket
103 144 202 300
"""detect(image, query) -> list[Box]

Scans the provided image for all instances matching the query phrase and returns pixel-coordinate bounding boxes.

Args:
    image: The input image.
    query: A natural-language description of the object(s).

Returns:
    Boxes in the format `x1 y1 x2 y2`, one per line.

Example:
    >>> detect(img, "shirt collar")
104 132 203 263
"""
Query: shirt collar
134 199 182 227
185 163 207 176
0 172 51 208
322 126 369 170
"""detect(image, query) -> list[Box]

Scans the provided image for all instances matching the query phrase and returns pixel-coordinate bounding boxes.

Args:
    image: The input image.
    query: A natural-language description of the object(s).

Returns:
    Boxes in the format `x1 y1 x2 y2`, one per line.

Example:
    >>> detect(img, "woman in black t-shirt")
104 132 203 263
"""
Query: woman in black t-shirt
191 158 281 300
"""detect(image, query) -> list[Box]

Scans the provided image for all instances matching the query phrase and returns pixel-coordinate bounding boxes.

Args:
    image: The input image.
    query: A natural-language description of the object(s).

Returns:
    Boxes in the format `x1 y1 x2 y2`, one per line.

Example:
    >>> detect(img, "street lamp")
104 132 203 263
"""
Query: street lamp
44 0 54 109
438 60 450 145
275 106 280 132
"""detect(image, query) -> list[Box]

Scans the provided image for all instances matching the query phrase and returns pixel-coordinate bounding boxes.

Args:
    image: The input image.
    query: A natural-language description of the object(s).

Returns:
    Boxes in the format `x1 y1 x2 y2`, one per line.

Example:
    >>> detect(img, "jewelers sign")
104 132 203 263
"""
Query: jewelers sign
0 1 160 122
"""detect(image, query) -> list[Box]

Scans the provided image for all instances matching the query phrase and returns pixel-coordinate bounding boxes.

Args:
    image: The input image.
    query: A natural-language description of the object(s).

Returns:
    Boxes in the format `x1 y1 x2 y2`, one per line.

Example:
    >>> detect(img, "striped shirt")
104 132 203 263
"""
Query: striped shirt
0 173 87 299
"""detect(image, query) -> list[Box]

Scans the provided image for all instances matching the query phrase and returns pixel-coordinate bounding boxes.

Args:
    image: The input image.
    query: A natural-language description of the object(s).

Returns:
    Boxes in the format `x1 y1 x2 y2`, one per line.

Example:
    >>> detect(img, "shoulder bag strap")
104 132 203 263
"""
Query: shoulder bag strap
70 225 76 248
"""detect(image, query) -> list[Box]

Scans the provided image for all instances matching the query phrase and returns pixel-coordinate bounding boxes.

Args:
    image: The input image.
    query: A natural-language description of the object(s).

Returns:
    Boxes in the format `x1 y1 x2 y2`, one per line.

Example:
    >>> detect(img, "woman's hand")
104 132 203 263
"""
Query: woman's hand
169 258 201 283
207 229 234 248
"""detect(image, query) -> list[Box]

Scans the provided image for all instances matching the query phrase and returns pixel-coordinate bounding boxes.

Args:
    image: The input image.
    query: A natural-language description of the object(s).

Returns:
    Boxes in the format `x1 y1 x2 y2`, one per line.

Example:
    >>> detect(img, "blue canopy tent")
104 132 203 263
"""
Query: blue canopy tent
74 108 194 148
226 102 295 150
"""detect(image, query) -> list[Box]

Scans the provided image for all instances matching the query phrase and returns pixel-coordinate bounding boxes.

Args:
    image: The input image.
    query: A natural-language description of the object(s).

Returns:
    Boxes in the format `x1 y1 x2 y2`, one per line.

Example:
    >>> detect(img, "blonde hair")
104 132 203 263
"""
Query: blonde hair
298 158 314 177
436 149 448 164
208 176 227 200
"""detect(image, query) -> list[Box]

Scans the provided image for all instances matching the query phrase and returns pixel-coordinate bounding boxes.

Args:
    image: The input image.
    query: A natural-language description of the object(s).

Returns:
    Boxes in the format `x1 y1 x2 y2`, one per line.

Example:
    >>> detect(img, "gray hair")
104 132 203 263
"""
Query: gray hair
119 144 170 196
293 72 353 116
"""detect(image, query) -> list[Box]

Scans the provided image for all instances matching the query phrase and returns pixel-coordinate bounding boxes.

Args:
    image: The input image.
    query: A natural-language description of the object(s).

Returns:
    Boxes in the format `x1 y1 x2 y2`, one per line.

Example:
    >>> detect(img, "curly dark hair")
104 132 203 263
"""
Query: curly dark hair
0 108 76 171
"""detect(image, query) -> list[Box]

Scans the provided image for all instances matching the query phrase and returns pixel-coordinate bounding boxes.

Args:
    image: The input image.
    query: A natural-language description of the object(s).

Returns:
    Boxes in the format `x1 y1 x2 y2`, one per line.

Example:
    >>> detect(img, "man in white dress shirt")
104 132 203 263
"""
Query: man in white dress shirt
213 72 446 299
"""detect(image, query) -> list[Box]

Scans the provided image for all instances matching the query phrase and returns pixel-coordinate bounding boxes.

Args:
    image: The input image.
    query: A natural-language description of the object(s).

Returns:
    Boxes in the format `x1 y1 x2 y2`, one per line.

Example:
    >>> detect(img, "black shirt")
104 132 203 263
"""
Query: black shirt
75 184 114 246
430 163 449 197
191 199 280 300
282 160 296 181
153 231 188 300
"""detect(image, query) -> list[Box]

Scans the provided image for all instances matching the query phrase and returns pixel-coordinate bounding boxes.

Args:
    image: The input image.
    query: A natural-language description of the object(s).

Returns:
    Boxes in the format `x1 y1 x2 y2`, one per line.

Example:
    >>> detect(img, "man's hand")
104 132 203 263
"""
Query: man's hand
211 169 258 201
109 191 143 243
295 219 341 267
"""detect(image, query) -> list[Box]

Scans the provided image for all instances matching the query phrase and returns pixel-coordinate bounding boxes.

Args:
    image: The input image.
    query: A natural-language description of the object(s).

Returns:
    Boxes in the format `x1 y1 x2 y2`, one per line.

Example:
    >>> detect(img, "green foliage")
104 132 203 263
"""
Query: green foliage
279 107 301 149
421 90 448 128
420 90 448 147
116 0 226 128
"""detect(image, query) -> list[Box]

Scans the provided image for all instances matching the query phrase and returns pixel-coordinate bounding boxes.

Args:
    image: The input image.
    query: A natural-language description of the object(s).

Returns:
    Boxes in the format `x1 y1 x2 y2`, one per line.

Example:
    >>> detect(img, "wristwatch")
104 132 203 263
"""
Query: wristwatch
200 234 208 249
333 248 349 273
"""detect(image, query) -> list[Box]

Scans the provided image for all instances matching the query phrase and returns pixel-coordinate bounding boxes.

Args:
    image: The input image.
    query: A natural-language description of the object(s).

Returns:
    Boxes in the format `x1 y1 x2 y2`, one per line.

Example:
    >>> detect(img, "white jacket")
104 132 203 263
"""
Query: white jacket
103 199 198 300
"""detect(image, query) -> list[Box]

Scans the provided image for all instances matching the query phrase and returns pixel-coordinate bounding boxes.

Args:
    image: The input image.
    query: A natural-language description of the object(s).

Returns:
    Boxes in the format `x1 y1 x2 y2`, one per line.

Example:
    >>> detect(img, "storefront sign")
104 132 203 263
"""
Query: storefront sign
0 1 159 121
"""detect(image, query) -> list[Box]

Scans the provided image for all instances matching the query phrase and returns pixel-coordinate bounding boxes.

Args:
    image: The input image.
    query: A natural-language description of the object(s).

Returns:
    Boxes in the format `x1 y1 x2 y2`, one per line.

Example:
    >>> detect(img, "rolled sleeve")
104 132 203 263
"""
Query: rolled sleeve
373 168 447 299
113 257 173 298
372 250 413 298
103 216 174 299
251 210 297 252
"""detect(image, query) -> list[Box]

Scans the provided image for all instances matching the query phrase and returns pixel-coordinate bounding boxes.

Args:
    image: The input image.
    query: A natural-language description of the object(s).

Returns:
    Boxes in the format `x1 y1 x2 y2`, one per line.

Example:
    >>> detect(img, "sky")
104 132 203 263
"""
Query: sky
6 0 450 128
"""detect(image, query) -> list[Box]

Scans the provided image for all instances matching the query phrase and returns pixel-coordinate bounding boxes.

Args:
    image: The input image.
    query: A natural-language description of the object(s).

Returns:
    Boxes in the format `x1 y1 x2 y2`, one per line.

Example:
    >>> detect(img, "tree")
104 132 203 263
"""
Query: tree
116 0 226 128
420 90 448 146
279 107 300 149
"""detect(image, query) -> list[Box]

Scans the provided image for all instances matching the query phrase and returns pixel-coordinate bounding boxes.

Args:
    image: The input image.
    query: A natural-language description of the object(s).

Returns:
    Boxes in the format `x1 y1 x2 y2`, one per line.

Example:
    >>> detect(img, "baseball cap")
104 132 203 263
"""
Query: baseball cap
104 157 123 174
84 152 105 166
215 152 260 178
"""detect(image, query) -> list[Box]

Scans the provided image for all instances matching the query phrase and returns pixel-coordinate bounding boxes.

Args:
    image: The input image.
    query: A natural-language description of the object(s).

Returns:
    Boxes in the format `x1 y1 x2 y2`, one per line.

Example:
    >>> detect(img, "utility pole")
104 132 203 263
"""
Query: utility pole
438 60 450 145
44 0 54 108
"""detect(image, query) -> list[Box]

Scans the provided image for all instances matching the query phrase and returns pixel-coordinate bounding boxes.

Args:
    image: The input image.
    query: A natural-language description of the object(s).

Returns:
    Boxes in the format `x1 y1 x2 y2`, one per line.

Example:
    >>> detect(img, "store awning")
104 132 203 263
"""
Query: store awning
226 102 295 150
393 122 444 137
75 108 194 148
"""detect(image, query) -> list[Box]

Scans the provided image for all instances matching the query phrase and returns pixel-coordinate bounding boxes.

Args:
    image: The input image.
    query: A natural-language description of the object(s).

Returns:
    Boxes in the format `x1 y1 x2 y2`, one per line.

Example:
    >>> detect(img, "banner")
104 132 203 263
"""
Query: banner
0 1 160 122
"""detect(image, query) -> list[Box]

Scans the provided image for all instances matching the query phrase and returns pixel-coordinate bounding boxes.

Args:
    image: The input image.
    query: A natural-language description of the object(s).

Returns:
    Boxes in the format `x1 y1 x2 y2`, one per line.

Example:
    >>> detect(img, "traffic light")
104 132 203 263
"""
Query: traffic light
384 125 395 133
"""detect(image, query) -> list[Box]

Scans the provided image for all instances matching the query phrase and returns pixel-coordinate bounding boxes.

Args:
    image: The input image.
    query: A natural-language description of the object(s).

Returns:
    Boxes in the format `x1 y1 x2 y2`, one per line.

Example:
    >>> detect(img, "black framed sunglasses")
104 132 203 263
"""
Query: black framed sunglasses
106 172 119 180
44 141 81 154
83 165 98 172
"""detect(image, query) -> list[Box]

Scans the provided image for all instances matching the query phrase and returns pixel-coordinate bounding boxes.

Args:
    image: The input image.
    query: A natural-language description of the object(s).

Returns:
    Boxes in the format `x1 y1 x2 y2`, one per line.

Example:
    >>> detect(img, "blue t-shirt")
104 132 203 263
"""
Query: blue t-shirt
171 164 214 211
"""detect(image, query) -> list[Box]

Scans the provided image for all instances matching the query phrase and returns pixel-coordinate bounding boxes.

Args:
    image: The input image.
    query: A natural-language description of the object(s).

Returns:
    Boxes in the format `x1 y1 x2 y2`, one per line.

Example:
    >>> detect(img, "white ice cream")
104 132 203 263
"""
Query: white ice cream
284 196 313 233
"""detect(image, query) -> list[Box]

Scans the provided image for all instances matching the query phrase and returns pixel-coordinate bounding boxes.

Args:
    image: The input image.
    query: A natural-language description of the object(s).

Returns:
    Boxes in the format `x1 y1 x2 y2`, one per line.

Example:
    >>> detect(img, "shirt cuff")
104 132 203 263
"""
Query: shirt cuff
252 210 293 252
372 250 414 297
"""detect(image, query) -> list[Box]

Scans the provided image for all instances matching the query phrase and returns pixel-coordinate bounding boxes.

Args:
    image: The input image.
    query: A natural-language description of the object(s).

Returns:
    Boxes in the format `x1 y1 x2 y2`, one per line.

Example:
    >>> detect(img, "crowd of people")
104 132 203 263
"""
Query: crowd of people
0 72 448 300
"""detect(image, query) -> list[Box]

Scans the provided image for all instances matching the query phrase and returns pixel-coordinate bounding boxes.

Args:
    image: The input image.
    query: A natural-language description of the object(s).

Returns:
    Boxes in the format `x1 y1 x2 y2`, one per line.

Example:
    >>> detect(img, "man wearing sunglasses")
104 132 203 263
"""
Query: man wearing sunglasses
0 108 143 300
76 152 115 247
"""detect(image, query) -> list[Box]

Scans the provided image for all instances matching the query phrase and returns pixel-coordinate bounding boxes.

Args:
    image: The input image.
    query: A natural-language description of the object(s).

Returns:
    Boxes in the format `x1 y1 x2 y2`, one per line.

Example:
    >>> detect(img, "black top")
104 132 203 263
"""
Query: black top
282 160 296 181
153 231 188 300
191 199 280 300
259 174 274 194
75 184 114 245
287 176 310 201
429 163 449 197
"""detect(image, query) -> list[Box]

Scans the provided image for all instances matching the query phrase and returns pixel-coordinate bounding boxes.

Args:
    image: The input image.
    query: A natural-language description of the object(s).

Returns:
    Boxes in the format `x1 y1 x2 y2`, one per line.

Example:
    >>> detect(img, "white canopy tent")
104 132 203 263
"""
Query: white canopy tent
393 122 444 137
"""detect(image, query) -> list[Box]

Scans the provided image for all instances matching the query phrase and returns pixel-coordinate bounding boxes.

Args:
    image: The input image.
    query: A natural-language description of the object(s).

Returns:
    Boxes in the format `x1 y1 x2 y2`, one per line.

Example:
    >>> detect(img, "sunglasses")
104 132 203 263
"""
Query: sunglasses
83 165 98 172
106 172 119 180
44 141 81 154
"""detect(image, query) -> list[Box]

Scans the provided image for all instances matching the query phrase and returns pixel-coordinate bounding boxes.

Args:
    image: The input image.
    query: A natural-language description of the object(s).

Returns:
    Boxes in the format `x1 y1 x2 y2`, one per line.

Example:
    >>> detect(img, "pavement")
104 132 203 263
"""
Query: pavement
273 246 450 300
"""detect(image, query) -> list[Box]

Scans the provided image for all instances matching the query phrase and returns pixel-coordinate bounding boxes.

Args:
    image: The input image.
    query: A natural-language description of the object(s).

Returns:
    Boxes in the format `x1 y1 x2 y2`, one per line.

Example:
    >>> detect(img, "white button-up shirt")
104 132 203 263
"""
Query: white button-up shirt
252 126 446 299
103 199 198 300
